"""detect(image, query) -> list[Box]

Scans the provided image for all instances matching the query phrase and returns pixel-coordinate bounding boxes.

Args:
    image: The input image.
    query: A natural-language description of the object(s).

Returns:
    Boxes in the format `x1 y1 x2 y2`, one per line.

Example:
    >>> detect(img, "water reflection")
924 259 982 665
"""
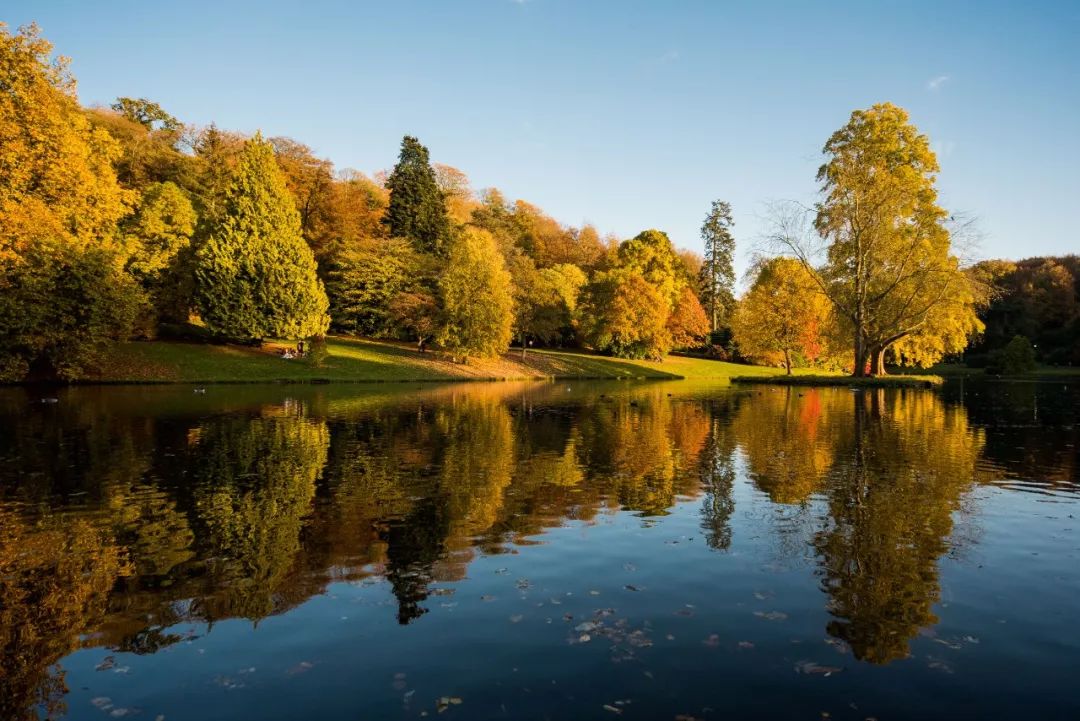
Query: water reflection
0 380 1076 719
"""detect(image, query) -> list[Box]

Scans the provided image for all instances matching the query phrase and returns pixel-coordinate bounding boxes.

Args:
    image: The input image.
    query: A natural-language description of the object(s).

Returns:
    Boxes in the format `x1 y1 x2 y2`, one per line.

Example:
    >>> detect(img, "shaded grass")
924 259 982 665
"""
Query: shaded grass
86 337 801 384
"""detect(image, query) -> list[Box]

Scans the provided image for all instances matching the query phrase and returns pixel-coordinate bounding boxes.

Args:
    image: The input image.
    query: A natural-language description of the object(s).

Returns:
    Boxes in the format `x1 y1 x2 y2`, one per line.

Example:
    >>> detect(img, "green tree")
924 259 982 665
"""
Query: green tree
193 133 330 341
699 200 736 332
110 97 180 131
437 227 514 360
988 334 1037 375
325 237 434 336
124 181 197 282
384 135 451 253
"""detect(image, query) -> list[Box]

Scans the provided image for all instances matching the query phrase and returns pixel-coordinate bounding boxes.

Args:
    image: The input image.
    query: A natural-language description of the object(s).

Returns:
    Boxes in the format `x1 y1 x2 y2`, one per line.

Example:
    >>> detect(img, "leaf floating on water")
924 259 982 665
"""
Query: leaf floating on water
927 657 954 674
674 608 695 618
431 588 455 597
737 641 755 650
603 704 623 714
702 634 721 648
623 563 637 572
753 591 774 601
516 578 532 590
286 661 314 676
495 568 509 575
509 614 524 624
589 590 601 596
436 696 463 713
109 708 138 718
95 656 116 672
91 697 113 710
578 634 592 643
963 635 980 644
623 584 642 592
754 611 788 621
480 595 496 602
824 638 851 655
794 660 843 676
575 621 599 633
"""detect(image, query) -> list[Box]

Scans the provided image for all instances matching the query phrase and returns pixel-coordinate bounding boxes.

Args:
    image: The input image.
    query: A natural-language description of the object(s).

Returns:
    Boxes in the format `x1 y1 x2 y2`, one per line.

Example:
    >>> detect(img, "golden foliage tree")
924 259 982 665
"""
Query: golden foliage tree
437 227 514 360
732 257 832 374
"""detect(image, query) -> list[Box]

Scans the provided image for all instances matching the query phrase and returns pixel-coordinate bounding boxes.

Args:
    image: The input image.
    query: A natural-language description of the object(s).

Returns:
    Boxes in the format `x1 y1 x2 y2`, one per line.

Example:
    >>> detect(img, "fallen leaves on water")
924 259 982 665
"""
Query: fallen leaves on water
737 641 755 650
702 634 721 648
509 614 524 624
95 656 116 672
603 704 622 714
285 661 314 676
754 611 788 621
794 660 843 676
480 595 496 602
624 584 643 592
436 696 463 713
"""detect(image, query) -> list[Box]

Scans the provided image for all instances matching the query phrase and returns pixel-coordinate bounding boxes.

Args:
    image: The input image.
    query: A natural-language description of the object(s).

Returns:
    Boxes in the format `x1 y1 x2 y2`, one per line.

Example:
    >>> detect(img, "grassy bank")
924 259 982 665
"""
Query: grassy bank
85 337 808 384
731 374 943 388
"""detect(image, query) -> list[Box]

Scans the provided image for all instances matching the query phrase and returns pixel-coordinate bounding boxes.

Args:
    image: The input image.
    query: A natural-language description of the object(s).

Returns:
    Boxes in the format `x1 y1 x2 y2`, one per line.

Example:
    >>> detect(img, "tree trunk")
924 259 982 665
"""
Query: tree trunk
872 347 887 376
520 333 527 359
852 333 868 377
784 348 792 375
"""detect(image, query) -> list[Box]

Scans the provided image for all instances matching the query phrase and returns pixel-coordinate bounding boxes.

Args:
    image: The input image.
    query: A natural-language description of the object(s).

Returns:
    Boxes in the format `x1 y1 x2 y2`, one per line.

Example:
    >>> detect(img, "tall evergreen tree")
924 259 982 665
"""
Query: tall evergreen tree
193 133 329 341
699 200 736 333
384 135 451 253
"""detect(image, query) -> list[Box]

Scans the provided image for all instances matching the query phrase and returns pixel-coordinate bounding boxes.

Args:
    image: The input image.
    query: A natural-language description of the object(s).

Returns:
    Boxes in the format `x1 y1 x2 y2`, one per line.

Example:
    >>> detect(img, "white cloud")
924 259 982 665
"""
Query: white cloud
926 74 950 92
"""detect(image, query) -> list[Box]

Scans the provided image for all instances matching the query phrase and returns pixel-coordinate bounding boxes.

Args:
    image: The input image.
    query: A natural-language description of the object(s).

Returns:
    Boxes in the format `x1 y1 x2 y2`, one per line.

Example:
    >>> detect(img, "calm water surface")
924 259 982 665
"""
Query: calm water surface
1 379 1077 720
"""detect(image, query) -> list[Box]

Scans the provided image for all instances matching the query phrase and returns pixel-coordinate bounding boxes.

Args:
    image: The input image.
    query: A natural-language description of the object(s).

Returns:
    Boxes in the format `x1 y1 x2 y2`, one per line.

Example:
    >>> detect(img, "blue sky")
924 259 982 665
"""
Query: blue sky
7 0 1078 279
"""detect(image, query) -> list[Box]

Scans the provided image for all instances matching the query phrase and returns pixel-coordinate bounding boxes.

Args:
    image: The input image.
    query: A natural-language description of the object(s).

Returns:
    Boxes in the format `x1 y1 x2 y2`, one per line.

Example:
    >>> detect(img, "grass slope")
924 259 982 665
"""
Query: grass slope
89 337 804 384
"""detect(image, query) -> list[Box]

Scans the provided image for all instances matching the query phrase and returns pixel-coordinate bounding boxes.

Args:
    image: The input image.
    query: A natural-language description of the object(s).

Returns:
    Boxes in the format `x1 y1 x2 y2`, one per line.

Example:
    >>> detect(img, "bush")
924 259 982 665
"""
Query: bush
986 335 1037 375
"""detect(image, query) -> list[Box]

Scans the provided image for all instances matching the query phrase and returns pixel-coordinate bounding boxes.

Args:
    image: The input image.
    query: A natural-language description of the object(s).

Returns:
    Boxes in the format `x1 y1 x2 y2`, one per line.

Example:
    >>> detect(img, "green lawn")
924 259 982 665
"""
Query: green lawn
89 337 808 384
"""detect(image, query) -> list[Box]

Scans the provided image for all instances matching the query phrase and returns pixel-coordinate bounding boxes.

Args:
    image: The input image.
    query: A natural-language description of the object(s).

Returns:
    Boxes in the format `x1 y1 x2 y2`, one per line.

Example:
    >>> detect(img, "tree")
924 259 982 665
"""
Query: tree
124 181 197 283
616 229 685 311
582 268 671 360
384 135 451 253
193 133 330 341
508 256 584 356
699 200 736 332
325 237 434 337
0 23 140 380
988 335 1037 375
437 227 514 360
731 258 831 374
269 136 337 257
667 286 710 349
773 104 981 376
110 97 180 131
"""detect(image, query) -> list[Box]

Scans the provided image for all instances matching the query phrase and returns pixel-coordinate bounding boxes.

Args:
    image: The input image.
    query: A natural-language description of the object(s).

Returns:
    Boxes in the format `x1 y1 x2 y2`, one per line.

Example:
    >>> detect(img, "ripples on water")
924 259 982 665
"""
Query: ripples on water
0 380 1077 720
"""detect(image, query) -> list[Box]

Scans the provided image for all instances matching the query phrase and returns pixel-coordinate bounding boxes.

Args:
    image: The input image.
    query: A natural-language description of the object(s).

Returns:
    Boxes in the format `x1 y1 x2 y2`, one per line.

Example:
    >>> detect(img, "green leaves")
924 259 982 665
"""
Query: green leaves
193 135 329 342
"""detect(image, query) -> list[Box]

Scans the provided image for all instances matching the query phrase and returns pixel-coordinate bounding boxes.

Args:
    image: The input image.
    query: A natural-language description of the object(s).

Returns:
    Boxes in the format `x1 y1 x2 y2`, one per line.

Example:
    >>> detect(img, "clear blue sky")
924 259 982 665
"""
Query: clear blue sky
7 0 1078 278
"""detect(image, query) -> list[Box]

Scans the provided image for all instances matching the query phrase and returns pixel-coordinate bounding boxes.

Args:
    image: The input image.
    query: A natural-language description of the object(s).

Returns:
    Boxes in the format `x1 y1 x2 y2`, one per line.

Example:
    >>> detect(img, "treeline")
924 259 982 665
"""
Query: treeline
969 256 1080 368
0 24 727 381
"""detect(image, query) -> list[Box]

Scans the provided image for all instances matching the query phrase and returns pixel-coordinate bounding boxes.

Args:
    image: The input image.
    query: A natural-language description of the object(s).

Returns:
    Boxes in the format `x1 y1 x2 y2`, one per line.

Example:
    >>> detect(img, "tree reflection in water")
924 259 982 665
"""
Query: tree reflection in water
0 380 1051 717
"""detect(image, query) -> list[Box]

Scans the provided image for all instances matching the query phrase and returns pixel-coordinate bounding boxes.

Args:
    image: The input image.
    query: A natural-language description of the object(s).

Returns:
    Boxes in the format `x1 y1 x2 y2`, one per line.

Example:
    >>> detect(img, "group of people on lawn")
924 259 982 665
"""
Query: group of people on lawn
278 340 306 360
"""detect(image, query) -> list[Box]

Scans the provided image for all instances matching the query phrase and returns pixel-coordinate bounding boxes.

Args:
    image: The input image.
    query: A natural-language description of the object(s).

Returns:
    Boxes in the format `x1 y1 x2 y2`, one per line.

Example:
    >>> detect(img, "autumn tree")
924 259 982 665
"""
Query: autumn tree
384 135 451 254
582 268 671 360
437 227 514 360
110 97 180 131
193 134 330 341
773 103 982 375
699 200 736 332
0 23 141 380
616 229 685 311
732 258 831 374
667 286 710 349
269 136 337 258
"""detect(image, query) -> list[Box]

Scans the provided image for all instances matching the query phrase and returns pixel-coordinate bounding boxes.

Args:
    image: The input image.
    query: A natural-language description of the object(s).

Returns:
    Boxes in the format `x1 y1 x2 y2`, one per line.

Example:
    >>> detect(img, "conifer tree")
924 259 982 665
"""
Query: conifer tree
699 200 736 333
193 133 329 341
384 135 451 253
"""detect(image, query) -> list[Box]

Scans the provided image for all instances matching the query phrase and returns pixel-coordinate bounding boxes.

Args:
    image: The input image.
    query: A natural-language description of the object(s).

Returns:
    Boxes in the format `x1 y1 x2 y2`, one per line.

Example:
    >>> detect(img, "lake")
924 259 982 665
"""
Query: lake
1 379 1077 721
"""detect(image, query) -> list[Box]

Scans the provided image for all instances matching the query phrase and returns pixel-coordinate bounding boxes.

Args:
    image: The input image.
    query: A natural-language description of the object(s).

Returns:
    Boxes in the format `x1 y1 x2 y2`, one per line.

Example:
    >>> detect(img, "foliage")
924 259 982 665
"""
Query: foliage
582 268 671 360
0 238 142 381
124 181 196 281
325 237 434 337
776 103 982 376
110 97 180 131
193 134 330 341
0 23 140 380
437 227 514 360
699 200 736 332
615 229 685 311
971 256 1079 366
731 258 832 374
987 335 1037 375
384 135 451 254
667 286 710 349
